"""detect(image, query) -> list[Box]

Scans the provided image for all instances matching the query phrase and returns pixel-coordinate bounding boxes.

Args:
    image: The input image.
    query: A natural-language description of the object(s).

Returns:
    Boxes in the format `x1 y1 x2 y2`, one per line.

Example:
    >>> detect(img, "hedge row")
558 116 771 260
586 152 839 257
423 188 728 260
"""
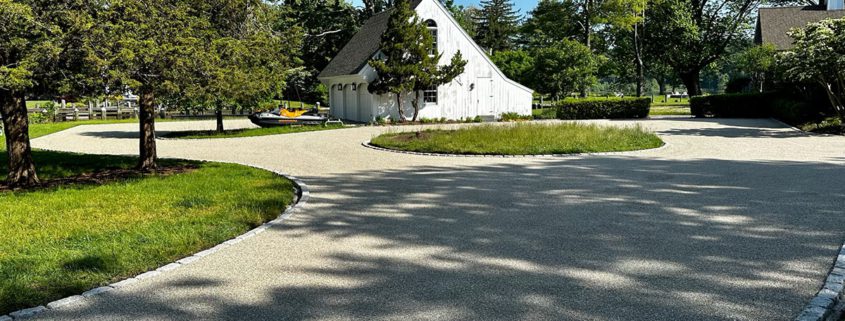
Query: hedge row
690 92 829 124
555 97 651 120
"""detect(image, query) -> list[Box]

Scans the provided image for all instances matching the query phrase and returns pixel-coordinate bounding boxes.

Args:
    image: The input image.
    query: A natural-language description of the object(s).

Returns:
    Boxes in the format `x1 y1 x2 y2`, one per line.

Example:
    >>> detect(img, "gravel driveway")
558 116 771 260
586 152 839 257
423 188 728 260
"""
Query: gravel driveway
28 118 845 321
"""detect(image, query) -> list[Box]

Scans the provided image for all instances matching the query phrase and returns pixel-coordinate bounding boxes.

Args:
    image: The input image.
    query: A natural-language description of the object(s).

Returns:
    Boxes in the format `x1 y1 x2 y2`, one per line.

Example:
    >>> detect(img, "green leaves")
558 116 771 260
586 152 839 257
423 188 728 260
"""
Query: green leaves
532 40 600 98
780 18 845 119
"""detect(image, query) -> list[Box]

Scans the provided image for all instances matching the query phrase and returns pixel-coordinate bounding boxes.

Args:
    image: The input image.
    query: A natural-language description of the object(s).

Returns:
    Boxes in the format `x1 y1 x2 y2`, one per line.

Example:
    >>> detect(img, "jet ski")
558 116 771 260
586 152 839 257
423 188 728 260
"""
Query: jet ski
249 108 329 127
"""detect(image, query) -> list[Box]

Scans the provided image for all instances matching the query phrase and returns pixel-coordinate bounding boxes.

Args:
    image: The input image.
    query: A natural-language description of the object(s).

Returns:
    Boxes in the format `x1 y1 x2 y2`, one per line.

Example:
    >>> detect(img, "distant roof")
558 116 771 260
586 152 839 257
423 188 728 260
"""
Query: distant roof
755 6 845 50
318 0 423 78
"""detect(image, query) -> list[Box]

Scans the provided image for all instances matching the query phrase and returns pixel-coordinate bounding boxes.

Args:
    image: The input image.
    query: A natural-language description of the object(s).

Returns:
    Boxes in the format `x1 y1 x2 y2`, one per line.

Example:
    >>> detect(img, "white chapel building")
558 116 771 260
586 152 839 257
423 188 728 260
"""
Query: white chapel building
318 0 533 122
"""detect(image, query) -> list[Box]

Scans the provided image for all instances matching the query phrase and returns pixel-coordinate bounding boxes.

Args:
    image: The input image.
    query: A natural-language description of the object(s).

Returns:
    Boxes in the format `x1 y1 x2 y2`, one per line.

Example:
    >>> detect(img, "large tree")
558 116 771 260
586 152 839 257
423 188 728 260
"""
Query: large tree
0 0 94 187
780 18 845 120
88 0 217 171
644 0 758 96
491 50 535 88
474 0 520 54
532 40 600 100
520 0 581 48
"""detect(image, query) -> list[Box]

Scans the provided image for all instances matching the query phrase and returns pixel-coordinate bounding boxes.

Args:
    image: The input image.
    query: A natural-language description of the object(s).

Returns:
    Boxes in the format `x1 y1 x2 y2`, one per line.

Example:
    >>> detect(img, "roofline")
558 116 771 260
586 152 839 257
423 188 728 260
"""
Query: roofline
426 0 533 93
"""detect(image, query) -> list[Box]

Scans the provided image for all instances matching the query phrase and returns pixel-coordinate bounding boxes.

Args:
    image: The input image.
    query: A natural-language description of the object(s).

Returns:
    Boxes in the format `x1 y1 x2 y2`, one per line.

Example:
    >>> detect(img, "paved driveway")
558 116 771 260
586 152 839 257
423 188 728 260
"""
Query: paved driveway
29 118 845 320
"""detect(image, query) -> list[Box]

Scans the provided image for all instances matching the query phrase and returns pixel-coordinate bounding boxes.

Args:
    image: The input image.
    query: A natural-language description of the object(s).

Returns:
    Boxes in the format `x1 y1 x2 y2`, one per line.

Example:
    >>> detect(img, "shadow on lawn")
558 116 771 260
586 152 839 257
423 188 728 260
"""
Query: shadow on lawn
30 156 845 321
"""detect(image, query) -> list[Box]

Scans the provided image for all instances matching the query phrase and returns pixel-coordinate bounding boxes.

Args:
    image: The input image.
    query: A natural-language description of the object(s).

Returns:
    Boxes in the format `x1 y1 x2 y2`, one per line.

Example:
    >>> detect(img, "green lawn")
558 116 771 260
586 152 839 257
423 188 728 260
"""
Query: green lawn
0 120 297 314
651 96 690 107
649 106 691 116
370 123 663 155
163 124 345 139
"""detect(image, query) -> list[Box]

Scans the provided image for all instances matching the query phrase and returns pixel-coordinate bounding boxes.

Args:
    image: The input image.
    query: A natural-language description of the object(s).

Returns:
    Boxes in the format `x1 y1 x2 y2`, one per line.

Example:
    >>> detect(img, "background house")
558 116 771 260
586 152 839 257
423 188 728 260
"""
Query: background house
756 0 845 50
318 0 533 122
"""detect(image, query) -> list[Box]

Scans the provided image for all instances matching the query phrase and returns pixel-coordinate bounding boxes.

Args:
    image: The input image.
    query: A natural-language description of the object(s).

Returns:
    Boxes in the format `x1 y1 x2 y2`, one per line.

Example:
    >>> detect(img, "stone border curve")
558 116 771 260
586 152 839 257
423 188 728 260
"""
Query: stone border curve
0 163 309 321
362 140 669 158
794 242 845 321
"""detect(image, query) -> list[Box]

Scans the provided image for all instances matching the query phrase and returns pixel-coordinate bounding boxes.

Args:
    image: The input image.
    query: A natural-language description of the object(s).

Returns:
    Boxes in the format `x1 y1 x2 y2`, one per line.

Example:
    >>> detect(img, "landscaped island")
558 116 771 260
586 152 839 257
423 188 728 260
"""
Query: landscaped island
370 123 663 155
0 147 295 314
162 123 345 139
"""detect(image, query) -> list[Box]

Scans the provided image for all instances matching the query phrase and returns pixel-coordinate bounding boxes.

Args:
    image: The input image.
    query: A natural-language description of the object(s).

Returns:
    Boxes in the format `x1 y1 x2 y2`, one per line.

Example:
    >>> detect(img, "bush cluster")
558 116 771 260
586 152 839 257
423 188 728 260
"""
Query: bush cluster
690 92 829 124
500 112 533 122
555 98 651 120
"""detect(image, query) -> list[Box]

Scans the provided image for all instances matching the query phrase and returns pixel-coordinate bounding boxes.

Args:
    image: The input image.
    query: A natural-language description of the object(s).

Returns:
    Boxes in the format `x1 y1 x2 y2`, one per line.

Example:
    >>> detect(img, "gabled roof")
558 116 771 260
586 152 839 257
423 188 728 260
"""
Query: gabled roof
755 6 845 50
318 1 423 78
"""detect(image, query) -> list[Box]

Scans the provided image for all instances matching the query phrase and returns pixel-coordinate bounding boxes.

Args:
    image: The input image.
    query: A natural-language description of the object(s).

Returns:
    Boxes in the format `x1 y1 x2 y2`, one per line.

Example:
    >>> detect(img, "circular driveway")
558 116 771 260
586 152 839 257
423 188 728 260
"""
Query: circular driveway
29 118 845 321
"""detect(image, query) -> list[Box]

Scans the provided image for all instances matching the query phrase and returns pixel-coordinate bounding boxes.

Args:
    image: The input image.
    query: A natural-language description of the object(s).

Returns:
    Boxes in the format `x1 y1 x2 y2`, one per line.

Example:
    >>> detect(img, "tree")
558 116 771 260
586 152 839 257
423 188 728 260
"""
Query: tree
368 0 426 122
474 0 520 54
283 1 359 104
780 18 845 120
363 0 393 18
411 51 467 121
491 50 535 88
644 0 758 96
735 44 776 93
520 0 581 48
88 0 217 171
442 0 478 37
195 0 300 132
532 40 600 100
0 0 94 187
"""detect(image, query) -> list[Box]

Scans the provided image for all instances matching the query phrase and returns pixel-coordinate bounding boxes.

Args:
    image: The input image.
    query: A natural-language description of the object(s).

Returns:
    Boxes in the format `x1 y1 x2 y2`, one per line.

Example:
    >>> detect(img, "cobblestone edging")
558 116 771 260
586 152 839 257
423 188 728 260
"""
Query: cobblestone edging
0 164 309 320
795 243 845 321
362 141 669 158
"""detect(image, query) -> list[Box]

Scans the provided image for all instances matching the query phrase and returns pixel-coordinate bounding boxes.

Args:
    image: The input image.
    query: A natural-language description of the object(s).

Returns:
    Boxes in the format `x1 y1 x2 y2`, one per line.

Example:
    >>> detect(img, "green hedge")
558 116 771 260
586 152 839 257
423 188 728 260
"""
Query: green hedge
555 98 651 119
689 93 775 118
690 92 829 124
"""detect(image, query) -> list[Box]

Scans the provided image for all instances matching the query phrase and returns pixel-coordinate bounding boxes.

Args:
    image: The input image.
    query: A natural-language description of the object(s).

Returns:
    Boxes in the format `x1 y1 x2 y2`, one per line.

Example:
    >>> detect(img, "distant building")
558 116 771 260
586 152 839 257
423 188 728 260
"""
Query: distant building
318 0 533 122
755 0 845 50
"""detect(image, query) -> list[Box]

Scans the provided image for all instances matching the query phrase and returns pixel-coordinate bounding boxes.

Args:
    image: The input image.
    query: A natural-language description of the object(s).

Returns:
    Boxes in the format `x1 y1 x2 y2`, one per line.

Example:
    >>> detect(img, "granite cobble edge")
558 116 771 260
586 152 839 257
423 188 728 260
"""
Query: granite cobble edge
795 242 845 321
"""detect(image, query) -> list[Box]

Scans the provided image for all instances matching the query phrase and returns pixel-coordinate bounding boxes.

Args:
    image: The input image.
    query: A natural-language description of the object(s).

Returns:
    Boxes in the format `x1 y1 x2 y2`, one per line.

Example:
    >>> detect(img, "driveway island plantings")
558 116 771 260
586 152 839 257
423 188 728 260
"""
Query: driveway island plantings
370 123 663 155
0 150 295 315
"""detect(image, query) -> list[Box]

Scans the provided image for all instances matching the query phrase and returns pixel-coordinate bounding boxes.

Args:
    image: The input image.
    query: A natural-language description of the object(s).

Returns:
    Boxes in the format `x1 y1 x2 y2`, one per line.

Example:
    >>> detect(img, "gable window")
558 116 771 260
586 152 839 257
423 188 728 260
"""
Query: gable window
423 86 438 104
426 20 438 56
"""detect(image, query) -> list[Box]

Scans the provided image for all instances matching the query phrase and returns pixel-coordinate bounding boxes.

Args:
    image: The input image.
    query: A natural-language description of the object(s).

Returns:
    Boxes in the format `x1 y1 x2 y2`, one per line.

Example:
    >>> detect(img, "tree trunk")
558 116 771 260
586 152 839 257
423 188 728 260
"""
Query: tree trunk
137 90 157 172
679 70 702 96
0 90 39 188
215 106 224 133
411 90 421 122
634 22 645 97
395 92 406 122
658 78 667 95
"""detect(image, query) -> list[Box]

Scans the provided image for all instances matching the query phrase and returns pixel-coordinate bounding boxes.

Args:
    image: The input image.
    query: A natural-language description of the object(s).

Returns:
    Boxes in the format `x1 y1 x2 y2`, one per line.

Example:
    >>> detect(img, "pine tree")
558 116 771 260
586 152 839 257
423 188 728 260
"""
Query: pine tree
474 0 520 54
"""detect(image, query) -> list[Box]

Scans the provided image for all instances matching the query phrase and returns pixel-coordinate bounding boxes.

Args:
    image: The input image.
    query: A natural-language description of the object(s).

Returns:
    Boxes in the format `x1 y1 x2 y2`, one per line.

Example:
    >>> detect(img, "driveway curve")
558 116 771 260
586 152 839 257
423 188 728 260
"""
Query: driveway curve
28 118 845 321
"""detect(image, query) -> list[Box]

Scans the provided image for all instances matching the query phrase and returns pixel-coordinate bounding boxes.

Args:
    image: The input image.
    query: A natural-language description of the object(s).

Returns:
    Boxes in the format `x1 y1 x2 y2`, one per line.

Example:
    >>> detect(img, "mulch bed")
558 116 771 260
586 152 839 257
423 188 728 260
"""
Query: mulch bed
0 164 199 192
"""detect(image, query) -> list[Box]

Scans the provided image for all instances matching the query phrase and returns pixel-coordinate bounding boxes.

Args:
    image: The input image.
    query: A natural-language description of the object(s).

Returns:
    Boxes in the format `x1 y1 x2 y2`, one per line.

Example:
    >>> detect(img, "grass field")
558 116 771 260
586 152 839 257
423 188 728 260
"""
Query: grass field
0 118 297 314
370 123 663 155
163 124 345 139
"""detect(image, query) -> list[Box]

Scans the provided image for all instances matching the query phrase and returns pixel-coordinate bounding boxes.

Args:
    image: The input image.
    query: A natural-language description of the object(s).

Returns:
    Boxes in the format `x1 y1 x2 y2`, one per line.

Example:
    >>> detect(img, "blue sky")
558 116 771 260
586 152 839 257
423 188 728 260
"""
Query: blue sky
348 0 539 15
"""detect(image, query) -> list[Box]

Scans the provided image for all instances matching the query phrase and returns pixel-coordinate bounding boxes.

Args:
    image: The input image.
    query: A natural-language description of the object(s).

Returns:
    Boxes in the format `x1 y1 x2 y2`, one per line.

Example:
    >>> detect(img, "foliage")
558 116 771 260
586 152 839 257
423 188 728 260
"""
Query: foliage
442 0 478 37
519 0 581 47
500 112 533 121
474 0 520 53
556 97 651 119
779 18 845 120
0 153 294 314
491 50 535 89
532 40 601 99
643 0 758 96
690 93 775 118
370 123 663 155
734 44 776 92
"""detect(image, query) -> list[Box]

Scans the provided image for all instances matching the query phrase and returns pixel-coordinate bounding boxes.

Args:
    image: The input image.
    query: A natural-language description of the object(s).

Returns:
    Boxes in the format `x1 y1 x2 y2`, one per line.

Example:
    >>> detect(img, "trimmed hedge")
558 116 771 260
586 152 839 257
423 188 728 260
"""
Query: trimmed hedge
690 92 829 124
690 93 775 118
555 97 651 119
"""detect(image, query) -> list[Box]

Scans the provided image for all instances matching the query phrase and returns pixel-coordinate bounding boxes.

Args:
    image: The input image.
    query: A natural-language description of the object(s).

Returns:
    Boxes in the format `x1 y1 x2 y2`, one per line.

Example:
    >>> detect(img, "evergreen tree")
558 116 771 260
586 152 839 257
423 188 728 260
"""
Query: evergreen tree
520 0 581 47
474 0 520 54
0 0 96 187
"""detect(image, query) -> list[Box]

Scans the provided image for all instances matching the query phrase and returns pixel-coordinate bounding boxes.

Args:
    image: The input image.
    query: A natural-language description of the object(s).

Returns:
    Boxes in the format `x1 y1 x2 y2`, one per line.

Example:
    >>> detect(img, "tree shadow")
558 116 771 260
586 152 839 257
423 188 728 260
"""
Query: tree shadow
32 157 845 320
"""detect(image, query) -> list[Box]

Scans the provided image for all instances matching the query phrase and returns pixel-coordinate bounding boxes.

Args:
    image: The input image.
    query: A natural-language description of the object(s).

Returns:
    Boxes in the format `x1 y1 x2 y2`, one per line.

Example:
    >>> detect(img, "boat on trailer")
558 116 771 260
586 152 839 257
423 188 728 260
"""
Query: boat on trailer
248 108 332 127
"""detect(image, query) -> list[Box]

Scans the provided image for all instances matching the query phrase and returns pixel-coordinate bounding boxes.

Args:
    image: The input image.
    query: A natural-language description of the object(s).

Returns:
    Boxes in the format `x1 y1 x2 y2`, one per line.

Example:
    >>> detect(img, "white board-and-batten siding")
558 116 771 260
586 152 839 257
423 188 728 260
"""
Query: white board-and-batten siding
320 0 533 123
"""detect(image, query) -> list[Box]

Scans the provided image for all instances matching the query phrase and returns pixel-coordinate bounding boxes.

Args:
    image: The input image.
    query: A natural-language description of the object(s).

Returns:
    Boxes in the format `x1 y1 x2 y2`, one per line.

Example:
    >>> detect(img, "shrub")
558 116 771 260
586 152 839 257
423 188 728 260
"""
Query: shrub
555 97 651 120
689 93 775 118
500 112 532 122
472 115 483 123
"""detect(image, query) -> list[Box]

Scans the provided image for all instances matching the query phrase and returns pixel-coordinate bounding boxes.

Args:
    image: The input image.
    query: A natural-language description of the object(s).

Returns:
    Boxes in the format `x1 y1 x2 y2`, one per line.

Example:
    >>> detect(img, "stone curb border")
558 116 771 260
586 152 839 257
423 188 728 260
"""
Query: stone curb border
0 163 309 321
361 140 668 158
794 242 845 321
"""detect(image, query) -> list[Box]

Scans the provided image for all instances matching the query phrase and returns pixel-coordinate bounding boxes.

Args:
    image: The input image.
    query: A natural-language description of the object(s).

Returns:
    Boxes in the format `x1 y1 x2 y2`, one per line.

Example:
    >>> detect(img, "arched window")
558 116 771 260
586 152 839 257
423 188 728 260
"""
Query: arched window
425 20 437 56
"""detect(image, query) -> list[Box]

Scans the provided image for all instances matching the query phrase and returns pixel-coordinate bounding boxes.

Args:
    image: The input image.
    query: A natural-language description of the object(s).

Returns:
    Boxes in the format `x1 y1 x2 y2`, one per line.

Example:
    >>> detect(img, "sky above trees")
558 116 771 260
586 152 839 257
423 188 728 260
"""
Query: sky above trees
349 0 539 15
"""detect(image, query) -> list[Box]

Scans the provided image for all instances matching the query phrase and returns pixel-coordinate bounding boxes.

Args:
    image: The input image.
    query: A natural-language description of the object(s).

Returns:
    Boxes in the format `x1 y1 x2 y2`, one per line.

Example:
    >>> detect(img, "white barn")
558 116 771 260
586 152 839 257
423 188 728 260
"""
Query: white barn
318 0 533 122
